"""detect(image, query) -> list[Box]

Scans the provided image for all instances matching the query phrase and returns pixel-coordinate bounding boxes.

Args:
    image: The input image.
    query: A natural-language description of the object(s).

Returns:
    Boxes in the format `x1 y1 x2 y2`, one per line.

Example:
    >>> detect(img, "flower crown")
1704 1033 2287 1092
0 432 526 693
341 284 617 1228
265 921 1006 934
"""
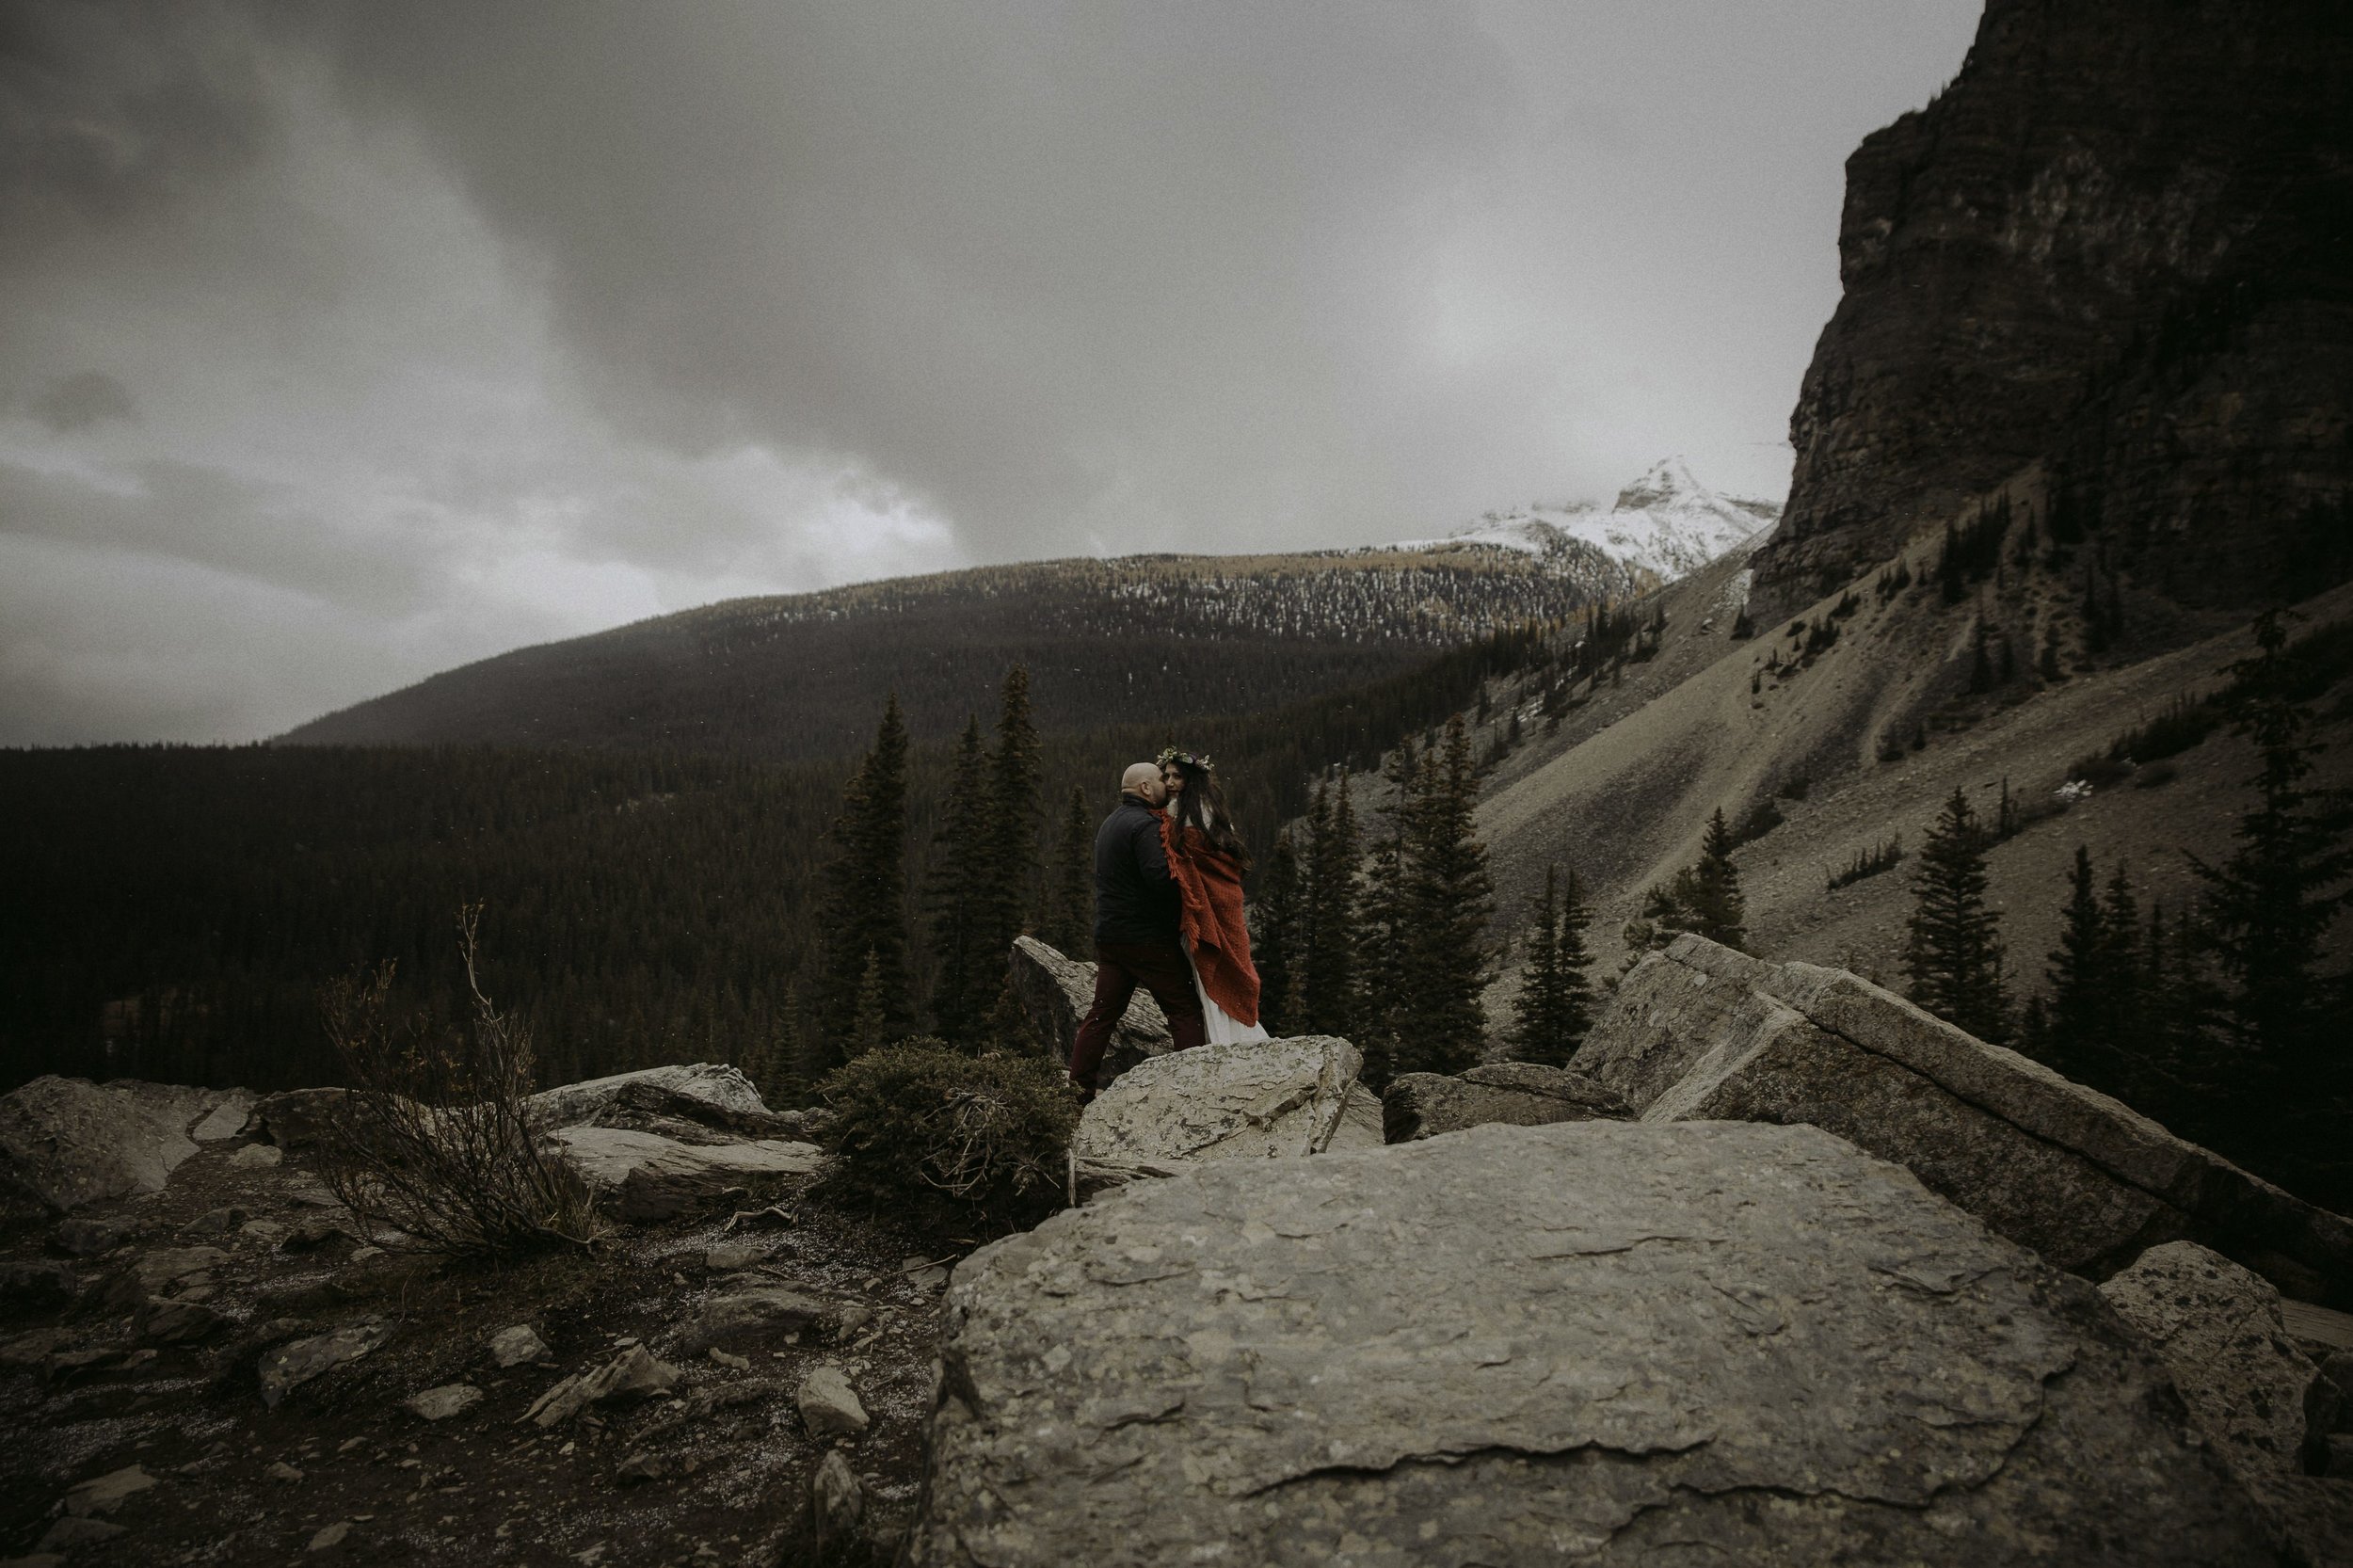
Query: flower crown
1157 746 1213 773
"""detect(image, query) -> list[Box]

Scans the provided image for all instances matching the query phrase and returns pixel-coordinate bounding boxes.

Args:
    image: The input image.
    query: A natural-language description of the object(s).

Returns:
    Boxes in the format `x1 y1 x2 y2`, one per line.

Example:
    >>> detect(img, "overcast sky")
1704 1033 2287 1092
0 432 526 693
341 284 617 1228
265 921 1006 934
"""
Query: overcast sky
1 0 1980 745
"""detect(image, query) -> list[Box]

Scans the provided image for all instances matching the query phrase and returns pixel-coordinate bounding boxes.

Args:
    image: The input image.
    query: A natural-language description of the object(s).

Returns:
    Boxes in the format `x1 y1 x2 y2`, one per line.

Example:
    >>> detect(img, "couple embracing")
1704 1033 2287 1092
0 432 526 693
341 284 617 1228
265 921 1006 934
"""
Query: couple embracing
1066 747 1267 1102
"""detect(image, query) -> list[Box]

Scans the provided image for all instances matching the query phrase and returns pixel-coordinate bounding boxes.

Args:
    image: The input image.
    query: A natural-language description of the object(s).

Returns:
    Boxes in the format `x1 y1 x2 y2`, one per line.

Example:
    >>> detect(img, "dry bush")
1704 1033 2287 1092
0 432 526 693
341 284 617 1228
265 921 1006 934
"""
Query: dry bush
818 1040 1076 1231
315 904 601 1257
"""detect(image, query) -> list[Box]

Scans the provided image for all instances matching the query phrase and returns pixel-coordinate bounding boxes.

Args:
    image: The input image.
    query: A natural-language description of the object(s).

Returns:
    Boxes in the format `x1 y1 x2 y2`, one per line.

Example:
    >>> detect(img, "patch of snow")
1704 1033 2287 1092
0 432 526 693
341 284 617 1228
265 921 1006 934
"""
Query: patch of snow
1389 456 1779 585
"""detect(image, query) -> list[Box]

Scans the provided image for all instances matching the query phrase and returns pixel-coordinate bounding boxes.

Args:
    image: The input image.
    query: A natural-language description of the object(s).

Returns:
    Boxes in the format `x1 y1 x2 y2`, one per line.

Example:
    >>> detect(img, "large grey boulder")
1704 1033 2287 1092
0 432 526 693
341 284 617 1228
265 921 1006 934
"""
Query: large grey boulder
1577 936 2353 1305
520 1063 804 1144
253 1087 349 1149
0 1077 203 1212
676 1287 844 1354
1383 1061 1631 1143
1070 1036 1380 1177
547 1126 824 1223
2101 1241 2338 1479
2098 1241 2353 1560
909 1120 2269 1566
1009 936 1170 1081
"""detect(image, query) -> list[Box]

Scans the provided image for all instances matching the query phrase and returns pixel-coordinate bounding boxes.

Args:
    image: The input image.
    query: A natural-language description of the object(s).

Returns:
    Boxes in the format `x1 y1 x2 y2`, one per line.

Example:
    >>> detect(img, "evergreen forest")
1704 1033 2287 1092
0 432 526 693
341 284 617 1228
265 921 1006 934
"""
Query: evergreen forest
1 623 1545 1101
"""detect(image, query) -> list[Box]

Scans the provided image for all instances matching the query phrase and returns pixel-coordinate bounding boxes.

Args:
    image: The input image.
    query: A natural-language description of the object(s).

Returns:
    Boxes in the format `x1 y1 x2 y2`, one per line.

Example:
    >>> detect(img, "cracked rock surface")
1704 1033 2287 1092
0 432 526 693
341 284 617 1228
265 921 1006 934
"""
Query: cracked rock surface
909 1119 2269 1566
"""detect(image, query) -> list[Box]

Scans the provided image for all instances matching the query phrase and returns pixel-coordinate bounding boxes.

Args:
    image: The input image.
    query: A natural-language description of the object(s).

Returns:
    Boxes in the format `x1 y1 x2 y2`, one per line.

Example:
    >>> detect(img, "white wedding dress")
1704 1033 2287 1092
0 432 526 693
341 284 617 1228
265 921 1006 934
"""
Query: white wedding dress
1170 801 1271 1046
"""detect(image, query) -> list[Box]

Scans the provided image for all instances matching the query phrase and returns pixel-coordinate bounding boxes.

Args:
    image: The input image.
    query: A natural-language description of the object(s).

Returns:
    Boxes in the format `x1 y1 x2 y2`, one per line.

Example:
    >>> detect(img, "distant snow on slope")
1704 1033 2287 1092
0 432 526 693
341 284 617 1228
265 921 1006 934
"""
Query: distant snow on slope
1396 456 1779 585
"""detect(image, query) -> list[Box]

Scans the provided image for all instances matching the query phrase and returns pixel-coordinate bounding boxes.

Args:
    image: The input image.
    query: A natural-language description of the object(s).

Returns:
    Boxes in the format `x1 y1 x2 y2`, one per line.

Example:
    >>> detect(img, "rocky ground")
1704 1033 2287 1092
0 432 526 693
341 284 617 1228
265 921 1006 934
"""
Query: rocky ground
9 945 2353 1564
1 1092 959 1566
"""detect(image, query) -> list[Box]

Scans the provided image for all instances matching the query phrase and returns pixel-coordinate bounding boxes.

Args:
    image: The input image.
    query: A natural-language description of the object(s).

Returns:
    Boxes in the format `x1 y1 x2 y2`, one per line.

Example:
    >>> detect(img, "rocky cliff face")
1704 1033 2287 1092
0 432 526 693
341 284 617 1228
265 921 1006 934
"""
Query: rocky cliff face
1751 0 2353 621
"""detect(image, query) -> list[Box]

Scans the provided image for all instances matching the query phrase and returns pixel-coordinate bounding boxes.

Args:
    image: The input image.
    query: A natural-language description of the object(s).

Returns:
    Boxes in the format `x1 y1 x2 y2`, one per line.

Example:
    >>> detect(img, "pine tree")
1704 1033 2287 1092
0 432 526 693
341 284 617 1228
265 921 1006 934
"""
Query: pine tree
1041 785 1092 956
848 949 892 1059
2187 610 2353 1159
1293 781 1335 1018
814 695 913 1060
2094 859 2141 1061
1299 772 1361 1035
924 716 991 1043
1251 829 1304 1033
1554 864 1596 1041
1904 788 2009 1044
2136 897 2214 1137
924 669 1047 1045
1621 807 1748 956
1353 740 1419 1086
1683 808 1747 950
1510 865 1593 1066
976 666 1044 966
1393 716 1494 1077
979 970 1036 1057
2040 845 2106 1080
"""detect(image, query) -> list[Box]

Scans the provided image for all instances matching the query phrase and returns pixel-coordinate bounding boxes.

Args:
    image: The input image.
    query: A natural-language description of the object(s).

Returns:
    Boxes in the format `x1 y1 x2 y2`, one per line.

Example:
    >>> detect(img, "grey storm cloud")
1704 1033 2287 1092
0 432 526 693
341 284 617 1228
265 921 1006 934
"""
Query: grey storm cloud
28 371 138 431
0 0 1982 744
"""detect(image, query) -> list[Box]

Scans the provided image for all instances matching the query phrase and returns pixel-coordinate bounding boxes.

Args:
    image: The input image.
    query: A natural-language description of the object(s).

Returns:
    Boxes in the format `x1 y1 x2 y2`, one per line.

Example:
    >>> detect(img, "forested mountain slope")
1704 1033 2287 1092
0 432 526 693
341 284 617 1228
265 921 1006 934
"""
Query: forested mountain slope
280 545 1624 763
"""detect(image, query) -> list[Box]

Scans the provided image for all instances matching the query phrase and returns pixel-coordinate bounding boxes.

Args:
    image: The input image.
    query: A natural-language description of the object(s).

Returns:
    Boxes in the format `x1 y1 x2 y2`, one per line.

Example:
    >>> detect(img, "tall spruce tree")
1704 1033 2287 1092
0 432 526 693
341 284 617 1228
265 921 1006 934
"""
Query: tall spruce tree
1623 807 1748 955
1041 785 1093 956
2187 610 2353 1159
1394 715 1494 1076
924 716 991 1044
1294 781 1335 1017
1299 771 1362 1035
1684 808 1748 949
2136 897 2214 1138
1904 787 2010 1044
2040 844 2107 1079
2095 860 2142 1060
1510 864 1593 1066
813 695 913 1061
964 667 1044 1031
1251 828 1305 1033
1353 739 1420 1086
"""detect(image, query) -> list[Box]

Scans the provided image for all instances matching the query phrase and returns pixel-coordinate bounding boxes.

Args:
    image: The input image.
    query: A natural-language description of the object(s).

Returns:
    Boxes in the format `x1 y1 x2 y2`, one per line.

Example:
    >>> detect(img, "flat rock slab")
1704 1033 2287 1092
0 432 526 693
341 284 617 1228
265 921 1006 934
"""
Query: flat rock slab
910 1120 2269 1566
406 1384 485 1421
1072 1036 1378 1173
547 1126 824 1224
1383 1061 1631 1142
260 1319 389 1408
1578 936 2353 1305
0 1076 203 1212
1010 936 1169 1081
188 1089 259 1142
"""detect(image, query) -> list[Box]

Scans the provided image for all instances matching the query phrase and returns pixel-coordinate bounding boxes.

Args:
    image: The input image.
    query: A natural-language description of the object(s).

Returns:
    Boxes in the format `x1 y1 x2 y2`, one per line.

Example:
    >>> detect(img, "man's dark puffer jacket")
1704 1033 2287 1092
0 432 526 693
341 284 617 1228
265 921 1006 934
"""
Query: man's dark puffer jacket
1092 792 1179 946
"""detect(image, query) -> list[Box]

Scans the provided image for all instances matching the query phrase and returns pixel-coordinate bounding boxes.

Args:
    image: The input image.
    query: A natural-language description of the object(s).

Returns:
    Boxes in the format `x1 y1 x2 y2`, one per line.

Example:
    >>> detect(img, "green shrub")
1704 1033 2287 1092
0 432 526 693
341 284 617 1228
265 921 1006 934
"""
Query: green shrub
817 1040 1077 1230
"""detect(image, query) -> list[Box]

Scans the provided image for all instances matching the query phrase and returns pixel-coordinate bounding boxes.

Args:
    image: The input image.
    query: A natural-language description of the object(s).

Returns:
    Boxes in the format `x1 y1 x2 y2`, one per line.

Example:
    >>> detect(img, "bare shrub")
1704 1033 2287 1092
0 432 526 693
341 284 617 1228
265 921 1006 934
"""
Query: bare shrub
316 904 601 1257
818 1040 1076 1231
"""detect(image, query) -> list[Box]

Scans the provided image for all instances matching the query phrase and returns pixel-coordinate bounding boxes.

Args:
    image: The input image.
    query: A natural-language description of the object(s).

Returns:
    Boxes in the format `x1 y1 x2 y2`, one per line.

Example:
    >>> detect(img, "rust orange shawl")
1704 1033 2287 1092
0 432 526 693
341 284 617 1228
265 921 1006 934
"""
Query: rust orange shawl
1160 815 1260 1026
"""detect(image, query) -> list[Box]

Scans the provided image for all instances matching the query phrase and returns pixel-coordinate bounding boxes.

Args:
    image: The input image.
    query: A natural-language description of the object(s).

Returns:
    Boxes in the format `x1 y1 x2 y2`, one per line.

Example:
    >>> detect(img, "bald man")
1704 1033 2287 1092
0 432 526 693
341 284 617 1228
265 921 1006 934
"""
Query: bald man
1067 761 1208 1099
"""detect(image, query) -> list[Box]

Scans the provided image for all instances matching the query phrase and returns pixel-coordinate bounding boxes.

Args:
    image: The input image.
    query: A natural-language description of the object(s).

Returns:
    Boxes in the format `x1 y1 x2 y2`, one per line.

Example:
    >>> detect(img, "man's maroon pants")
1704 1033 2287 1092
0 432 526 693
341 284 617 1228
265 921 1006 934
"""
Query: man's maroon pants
1068 939 1208 1089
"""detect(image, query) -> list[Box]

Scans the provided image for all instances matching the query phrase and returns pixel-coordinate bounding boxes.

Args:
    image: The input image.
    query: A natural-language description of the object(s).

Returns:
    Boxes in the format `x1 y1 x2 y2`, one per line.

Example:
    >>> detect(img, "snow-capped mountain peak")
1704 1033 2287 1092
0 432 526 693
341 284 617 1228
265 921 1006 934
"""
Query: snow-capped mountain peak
1395 458 1779 586
1613 455 1709 514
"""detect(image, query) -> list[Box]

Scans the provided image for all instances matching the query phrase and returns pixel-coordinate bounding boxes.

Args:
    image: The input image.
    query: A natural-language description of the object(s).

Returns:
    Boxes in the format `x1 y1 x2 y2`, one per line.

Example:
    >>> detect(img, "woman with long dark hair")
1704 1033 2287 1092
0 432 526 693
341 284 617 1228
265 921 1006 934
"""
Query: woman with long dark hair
1157 746 1270 1046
